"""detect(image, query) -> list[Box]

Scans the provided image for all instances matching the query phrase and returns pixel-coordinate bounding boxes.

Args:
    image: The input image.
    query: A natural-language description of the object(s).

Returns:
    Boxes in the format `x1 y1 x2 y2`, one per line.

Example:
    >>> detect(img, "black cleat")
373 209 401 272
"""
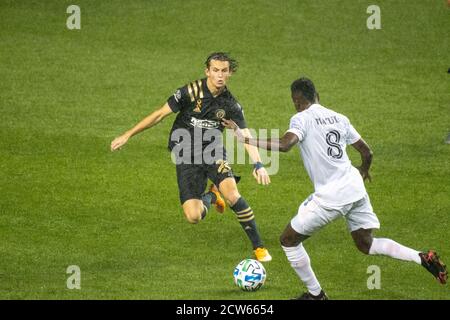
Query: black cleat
419 250 448 284
291 290 328 300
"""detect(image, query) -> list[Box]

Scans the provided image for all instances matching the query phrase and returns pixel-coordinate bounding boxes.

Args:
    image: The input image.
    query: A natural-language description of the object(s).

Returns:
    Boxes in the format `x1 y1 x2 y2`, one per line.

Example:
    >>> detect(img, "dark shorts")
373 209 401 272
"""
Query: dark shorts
176 160 234 204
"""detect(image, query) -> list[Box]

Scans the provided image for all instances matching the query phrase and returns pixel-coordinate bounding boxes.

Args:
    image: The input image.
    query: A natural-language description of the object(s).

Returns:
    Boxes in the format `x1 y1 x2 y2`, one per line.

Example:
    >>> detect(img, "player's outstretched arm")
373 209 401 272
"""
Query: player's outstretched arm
351 138 373 182
110 103 173 151
240 128 271 185
222 119 298 152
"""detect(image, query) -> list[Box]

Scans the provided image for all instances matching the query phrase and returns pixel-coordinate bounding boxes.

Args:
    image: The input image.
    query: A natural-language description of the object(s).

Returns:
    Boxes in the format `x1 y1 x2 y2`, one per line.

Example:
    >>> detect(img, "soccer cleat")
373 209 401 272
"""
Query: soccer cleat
254 247 272 262
291 290 329 300
419 250 448 284
208 184 226 213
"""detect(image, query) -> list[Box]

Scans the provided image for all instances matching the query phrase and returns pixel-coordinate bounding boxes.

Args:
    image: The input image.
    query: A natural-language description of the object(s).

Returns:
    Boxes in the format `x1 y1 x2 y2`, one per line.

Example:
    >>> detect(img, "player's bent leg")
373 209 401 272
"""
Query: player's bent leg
280 223 324 299
352 228 421 260
354 228 422 263
282 197 339 299
352 228 448 284
218 177 271 262
182 199 204 224
176 163 209 221
348 196 421 258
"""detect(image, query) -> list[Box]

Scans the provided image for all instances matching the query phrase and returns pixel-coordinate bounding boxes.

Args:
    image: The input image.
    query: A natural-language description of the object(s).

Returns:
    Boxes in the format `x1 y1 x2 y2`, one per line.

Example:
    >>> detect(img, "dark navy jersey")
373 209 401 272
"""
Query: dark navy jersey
167 78 247 152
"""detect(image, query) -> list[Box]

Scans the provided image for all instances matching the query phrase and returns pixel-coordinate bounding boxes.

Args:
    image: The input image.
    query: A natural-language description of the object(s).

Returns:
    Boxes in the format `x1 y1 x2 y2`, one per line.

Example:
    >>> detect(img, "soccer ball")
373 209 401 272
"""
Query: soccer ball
233 258 266 291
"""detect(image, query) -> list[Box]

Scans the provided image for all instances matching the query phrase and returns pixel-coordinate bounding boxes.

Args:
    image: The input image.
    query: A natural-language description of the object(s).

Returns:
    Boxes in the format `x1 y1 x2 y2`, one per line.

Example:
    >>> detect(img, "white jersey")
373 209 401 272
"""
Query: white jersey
286 104 366 207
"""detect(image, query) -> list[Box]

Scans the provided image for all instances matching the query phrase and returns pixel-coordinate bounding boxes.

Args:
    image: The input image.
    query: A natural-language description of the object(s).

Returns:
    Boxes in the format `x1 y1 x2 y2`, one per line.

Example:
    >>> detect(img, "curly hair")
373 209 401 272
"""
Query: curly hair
291 77 316 103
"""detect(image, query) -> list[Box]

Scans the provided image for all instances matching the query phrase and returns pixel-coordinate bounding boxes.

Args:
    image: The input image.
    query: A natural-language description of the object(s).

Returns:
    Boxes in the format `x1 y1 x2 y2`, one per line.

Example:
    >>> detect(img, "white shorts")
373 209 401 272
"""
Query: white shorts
290 194 380 236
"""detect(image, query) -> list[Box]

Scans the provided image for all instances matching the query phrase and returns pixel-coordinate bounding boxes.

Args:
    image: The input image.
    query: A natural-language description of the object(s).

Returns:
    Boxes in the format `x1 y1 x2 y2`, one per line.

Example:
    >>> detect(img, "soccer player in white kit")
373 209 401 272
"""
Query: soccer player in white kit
223 77 447 299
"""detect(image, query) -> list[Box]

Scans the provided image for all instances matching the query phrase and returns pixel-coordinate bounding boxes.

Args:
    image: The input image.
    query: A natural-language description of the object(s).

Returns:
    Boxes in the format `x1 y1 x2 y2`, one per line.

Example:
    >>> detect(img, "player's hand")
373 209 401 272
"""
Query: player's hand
253 167 271 185
221 119 245 142
111 134 129 151
357 167 372 182
221 118 237 130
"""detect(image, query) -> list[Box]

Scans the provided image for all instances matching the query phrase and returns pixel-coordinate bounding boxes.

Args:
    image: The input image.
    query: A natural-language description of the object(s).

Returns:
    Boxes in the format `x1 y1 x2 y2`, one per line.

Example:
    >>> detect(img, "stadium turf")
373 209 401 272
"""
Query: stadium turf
0 0 449 299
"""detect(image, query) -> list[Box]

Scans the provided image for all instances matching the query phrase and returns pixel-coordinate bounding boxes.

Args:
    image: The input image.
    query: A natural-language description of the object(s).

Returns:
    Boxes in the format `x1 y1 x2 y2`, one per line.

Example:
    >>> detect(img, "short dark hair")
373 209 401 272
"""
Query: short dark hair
205 52 238 72
291 77 316 103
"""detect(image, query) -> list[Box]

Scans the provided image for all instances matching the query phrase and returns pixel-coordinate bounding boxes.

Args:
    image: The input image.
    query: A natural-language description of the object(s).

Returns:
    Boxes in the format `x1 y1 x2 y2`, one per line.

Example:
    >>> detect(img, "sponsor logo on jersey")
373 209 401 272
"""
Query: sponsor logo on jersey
190 117 219 129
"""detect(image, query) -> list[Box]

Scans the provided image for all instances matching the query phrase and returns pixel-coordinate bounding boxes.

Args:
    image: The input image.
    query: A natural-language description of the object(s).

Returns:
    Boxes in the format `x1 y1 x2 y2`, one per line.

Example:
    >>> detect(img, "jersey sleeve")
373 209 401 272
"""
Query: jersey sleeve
286 114 306 141
345 118 361 144
229 102 247 129
167 85 190 113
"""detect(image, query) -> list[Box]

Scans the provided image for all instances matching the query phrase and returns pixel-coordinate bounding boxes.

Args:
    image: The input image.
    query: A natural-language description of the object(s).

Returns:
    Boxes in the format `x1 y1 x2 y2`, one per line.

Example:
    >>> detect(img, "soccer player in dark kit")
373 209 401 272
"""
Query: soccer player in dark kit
111 52 272 262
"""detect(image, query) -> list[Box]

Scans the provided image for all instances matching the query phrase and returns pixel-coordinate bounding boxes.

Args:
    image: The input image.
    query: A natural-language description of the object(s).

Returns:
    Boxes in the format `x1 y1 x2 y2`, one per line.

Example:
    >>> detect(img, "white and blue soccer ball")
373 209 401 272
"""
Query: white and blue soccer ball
233 259 266 291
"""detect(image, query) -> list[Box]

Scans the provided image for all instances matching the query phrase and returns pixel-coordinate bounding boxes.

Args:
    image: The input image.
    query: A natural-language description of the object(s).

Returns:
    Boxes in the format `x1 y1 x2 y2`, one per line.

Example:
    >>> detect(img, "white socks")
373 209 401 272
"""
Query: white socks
282 238 420 295
369 238 421 264
282 243 322 296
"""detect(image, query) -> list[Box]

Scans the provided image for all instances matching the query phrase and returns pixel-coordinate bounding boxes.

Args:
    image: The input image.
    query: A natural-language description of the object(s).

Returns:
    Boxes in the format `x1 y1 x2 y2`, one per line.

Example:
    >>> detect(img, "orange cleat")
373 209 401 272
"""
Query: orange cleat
254 247 272 262
209 184 226 213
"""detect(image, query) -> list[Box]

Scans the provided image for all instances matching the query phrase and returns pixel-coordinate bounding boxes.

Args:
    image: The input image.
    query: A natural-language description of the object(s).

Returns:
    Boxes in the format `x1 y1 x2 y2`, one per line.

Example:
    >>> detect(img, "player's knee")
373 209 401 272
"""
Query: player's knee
224 192 241 206
185 214 201 224
183 208 202 224
352 229 374 254
355 238 372 255
280 232 301 247
279 233 291 247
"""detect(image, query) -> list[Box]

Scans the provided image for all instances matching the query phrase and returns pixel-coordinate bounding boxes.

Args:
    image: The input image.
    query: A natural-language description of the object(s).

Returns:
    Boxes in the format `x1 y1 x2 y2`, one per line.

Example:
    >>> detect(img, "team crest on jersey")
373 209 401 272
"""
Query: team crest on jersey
193 99 202 113
215 109 226 120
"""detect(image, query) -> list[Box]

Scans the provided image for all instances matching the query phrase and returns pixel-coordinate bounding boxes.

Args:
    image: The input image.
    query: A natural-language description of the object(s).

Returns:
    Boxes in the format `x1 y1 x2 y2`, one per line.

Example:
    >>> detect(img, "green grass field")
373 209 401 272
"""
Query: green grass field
1 0 449 300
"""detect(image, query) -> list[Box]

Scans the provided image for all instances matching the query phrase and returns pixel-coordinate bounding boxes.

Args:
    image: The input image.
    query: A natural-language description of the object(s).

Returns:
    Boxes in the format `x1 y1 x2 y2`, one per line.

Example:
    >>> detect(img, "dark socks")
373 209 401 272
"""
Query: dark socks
200 191 216 220
230 197 263 249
